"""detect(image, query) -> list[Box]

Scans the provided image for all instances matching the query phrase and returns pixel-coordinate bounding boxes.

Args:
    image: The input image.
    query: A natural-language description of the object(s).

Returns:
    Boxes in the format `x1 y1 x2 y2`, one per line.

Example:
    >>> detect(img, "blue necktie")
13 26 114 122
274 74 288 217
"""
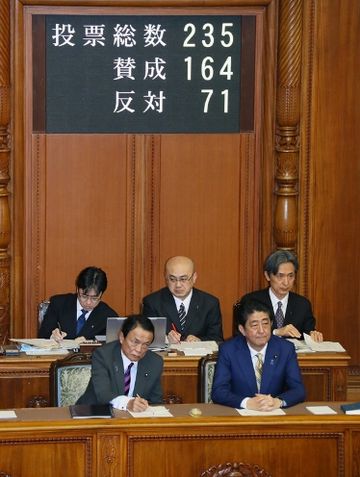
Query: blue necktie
124 362 134 396
76 308 87 335
178 302 186 331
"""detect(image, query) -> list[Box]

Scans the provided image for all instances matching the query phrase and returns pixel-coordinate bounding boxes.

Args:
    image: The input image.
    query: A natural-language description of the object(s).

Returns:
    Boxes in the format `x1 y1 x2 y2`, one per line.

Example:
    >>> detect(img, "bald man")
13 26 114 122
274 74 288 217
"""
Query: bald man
142 256 223 343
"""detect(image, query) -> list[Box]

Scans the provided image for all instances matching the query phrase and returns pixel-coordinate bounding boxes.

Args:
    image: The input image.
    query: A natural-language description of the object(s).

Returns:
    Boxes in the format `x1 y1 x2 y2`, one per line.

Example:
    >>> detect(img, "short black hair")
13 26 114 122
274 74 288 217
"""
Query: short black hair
76 267 108 295
234 299 272 328
121 315 155 341
263 250 299 275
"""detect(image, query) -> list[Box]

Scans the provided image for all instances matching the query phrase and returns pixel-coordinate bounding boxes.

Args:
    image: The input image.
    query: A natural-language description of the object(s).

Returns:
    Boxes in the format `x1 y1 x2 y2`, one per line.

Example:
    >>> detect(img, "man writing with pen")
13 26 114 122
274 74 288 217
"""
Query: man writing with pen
77 315 163 411
142 256 223 344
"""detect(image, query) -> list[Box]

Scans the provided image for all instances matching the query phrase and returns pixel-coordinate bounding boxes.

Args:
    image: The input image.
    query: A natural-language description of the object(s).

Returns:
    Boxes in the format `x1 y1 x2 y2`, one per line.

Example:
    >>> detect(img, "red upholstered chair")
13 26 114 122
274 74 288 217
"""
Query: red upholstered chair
200 462 271 477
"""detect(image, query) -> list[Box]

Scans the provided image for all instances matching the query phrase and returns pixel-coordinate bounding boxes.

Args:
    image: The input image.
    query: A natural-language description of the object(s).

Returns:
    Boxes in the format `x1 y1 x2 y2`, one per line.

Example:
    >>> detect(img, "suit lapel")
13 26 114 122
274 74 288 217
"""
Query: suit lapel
112 346 125 395
261 338 280 392
235 338 258 394
161 289 180 329
133 354 151 396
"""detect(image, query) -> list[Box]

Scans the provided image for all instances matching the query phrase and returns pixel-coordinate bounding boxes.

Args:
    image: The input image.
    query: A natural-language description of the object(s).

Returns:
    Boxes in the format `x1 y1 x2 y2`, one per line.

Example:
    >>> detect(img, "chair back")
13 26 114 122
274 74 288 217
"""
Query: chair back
200 462 271 477
49 352 92 406
198 353 218 403
38 300 50 326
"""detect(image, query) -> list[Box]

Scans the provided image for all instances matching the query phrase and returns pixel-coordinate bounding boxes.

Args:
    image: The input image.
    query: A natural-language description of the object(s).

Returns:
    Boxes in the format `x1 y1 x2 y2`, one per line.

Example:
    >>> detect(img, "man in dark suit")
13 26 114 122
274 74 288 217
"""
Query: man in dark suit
238 250 323 342
212 300 305 410
142 256 223 343
77 315 163 411
38 266 117 341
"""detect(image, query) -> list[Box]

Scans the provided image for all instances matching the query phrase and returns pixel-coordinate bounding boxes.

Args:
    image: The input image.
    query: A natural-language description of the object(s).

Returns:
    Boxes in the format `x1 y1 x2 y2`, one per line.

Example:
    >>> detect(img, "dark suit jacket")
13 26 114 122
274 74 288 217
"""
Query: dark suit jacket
77 340 163 405
142 287 223 342
38 293 118 340
211 334 305 408
238 288 316 336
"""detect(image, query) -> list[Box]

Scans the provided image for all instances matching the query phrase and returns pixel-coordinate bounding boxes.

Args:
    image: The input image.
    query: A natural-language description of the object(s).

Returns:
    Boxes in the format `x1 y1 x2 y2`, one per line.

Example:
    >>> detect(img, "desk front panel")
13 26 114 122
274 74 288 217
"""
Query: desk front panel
0 403 358 477
0 352 350 408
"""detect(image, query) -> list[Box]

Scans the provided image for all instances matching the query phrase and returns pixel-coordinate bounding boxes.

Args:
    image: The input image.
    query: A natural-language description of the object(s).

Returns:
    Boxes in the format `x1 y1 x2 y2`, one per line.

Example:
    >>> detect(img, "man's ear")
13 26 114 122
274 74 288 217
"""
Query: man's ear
238 325 246 336
192 271 198 284
119 331 124 344
264 271 270 282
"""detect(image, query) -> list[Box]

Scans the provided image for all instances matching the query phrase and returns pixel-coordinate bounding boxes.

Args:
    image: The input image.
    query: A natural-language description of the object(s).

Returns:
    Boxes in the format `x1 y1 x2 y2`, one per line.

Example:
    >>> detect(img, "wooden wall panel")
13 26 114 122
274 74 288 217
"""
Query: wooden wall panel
153 133 259 338
300 0 360 364
21 134 129 336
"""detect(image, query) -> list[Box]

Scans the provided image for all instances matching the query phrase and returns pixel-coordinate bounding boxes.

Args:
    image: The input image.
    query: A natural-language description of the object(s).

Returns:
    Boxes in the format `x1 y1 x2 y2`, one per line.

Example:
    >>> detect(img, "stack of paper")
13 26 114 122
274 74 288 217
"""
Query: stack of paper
10 338 79 355
128 406 173 418
169 340 218 356
287 334 346 353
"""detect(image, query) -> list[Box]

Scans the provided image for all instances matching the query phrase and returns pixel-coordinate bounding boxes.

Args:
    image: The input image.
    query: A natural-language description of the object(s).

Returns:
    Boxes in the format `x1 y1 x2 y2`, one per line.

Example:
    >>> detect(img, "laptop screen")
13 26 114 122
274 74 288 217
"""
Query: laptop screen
106 316 167 349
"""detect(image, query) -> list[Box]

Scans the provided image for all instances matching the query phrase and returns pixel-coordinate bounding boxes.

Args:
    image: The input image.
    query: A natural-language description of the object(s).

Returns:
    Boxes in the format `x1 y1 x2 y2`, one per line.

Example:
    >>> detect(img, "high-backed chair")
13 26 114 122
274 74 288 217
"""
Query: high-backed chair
198 353 218 403
49 352 92 406
38 300 50 327
200 462 271 477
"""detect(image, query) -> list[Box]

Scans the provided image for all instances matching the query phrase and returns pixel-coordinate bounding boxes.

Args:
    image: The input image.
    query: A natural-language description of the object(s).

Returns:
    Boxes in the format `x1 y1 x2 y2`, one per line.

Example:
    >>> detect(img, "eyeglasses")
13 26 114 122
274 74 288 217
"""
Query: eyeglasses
78 292 102 303
125 337 151 351
167 273 194 284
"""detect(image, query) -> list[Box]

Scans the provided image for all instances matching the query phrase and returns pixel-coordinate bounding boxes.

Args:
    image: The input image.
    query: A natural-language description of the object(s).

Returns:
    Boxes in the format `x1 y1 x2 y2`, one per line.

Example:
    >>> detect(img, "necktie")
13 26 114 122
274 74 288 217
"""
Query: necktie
275 301 285 328
255 353 263 391
178 302 186 331
124 362 134 396
76 308 87 335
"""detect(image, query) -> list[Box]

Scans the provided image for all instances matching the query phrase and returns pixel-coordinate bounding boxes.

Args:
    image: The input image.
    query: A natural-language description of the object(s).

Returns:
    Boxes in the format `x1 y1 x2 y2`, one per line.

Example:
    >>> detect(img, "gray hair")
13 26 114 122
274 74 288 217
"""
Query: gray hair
263 250 299 275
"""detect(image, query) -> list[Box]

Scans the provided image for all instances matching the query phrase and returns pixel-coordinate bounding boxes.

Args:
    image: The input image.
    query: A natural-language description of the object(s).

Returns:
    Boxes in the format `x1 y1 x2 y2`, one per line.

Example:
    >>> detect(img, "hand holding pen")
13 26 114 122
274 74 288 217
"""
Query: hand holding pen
50 322 67 342
168 323 182 344
128 393 149 412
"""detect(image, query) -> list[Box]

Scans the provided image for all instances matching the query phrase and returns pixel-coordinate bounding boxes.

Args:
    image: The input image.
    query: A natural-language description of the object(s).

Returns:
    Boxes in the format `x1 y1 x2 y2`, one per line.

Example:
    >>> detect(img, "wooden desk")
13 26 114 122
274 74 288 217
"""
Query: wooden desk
0 351 350 408
0 402 359 477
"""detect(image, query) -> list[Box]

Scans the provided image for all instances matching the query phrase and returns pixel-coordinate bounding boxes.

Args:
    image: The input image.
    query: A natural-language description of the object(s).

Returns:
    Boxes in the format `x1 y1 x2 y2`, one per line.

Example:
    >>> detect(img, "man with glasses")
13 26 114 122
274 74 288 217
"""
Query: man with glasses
142 256 223 343
77 315 163 411
236 250 323 342
38 266 117 341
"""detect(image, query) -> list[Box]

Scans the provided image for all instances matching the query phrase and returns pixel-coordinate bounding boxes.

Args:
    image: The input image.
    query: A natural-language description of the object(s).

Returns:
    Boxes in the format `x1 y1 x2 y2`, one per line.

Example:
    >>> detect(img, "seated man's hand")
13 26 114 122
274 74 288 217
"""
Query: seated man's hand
50 328 67 342
74 336 87 344
275 324 301 338
310 330 323 342
185 334 201 342
127 395 149 412
167 330 181 344
247 394 282 412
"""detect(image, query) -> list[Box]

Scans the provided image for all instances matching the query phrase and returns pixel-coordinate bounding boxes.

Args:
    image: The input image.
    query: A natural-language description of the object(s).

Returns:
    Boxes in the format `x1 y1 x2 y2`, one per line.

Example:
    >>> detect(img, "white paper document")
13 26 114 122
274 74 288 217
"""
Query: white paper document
306 406 337 415
10 338 80 350
0 410 17 419
236 408 286 416
169 340 218 356
303 334 346 352
128 406 173 418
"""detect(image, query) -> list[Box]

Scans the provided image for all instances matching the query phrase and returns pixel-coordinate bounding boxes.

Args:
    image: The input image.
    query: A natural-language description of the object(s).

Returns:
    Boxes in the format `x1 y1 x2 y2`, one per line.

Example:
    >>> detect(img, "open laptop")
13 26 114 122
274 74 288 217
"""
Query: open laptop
106 316 168 350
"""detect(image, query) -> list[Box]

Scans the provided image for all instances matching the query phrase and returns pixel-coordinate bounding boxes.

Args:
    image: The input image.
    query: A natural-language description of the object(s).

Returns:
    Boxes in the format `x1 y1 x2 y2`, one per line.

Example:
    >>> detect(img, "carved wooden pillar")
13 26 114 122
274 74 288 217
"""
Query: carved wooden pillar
0 1 11 343
274 0 303 251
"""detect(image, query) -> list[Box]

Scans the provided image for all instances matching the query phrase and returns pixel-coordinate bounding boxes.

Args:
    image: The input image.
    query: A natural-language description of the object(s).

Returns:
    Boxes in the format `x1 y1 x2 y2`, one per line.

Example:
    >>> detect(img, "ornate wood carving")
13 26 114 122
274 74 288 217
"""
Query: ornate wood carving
0 0 10 344
274 0 303 250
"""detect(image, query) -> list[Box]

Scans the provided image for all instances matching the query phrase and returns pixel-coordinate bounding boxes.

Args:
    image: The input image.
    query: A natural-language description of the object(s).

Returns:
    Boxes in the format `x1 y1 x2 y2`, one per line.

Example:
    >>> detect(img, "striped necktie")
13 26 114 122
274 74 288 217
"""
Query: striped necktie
76 308 87 335
124 362 134 396
178 302 186 331
275 301 285 328
255 353 263 391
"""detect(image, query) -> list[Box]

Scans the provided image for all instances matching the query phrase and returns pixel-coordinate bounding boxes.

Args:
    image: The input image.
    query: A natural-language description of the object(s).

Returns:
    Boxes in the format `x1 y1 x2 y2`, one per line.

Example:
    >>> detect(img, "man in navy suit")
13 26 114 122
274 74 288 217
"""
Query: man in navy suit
238 250 323 342
142 256 223 343
77 315 163 411
38 266 117 341
212 300 305 410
